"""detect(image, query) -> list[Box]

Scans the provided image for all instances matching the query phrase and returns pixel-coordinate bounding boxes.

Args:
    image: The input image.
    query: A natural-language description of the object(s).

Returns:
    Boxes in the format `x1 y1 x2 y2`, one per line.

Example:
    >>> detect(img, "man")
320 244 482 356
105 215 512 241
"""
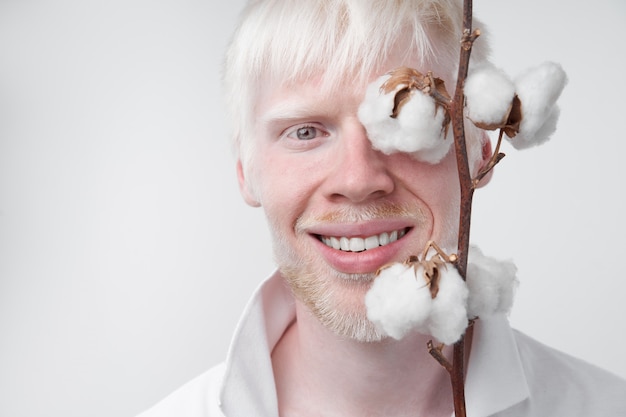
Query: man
138 1 626 416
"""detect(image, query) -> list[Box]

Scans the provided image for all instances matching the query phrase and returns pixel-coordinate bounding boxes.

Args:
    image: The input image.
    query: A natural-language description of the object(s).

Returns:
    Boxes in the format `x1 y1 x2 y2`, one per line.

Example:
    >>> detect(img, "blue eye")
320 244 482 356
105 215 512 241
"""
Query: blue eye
281 123 330 150
293 126 318 140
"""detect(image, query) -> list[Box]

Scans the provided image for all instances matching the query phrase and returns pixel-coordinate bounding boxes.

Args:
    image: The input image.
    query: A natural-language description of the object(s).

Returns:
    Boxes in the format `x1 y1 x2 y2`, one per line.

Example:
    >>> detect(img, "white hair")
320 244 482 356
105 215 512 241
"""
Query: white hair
222 0 492 175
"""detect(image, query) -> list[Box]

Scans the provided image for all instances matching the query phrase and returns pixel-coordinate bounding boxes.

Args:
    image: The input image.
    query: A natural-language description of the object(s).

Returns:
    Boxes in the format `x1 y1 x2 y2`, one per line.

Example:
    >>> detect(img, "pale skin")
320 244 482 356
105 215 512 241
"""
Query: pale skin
237 58 492 416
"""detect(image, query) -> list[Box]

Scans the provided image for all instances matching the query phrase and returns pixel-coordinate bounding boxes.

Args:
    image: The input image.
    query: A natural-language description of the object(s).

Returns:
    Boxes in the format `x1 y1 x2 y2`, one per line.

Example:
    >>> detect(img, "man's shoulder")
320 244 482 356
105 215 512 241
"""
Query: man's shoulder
507 329 626 416
135 363 226 417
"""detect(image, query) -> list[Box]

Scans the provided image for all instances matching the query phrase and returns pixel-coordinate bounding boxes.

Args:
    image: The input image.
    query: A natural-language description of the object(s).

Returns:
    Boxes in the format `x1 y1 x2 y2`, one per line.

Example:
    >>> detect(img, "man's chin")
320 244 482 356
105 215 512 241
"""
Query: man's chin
279 265 384 342
329 270 378 284
319 310 387 343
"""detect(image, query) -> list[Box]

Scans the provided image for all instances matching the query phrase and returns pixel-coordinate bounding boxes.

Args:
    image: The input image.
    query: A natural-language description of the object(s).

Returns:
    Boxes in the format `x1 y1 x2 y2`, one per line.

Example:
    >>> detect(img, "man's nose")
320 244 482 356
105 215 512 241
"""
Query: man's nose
322 123 395 203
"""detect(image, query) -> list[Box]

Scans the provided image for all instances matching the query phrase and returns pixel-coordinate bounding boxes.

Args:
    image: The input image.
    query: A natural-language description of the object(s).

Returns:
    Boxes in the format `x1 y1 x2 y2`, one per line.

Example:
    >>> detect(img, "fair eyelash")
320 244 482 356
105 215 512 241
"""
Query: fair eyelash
284 123 329 141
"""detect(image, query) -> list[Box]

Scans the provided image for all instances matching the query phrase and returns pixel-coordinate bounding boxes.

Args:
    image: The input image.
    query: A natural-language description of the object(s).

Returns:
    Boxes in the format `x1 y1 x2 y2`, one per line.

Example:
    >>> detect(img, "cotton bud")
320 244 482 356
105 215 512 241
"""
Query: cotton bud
365 262 433 340
508 61 568 149
466 245 518 319
358 73 452 164
464 63 516 130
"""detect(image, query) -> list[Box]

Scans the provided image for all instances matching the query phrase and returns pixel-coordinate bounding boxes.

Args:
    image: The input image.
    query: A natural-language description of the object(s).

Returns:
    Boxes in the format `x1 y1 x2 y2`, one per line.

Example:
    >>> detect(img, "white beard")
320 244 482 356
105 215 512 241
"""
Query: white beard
280 258 386 342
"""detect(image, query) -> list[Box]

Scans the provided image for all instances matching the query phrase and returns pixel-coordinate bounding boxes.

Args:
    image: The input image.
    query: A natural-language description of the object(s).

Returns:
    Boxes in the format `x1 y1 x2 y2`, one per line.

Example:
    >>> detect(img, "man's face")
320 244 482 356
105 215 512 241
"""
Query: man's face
240 73 461 341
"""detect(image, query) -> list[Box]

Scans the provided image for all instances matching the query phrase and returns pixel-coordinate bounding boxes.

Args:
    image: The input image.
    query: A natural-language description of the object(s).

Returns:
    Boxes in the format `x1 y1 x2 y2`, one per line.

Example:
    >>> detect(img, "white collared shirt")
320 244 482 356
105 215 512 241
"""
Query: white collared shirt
138 271 626 417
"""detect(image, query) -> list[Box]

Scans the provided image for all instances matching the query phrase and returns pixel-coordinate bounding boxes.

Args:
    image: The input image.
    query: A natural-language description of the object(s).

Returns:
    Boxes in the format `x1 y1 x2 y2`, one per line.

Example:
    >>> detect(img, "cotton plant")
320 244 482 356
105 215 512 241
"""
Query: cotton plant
360 48 566 345
360 59 566 344
358 3 567 416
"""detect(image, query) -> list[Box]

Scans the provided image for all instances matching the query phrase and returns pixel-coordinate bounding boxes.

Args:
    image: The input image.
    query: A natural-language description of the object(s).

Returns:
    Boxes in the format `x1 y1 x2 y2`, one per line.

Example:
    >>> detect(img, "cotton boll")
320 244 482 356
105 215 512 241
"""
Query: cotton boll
358 75 451 164
465 63 516 128
426 267 469 345
466 245 518 319
365 263 433 340
509 61 568 148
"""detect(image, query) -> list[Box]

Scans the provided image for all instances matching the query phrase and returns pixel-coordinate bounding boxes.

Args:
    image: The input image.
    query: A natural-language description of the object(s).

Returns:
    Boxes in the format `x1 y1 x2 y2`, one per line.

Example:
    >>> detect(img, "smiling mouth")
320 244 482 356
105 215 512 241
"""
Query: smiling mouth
316 228 410 253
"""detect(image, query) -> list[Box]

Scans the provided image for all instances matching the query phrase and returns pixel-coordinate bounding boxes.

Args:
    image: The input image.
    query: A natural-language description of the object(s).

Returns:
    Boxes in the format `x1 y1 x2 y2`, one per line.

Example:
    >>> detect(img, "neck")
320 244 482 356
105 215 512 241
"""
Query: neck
271 301 454 417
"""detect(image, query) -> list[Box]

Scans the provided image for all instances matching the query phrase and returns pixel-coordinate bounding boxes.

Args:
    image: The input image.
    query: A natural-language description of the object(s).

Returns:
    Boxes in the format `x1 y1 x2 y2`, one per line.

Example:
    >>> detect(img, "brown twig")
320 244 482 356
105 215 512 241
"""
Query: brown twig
427 341 453 373
473 129 506 187
447 1 480 416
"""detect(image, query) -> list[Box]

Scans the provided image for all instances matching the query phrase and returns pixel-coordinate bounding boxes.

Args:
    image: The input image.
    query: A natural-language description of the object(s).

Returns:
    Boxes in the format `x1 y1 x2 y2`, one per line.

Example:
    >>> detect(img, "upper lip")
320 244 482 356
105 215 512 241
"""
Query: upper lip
305 219 414 239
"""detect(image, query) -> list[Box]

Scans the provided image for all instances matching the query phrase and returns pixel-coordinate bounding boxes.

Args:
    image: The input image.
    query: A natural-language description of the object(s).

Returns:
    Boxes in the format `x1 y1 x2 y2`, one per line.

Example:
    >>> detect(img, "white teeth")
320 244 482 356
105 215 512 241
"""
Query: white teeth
364 235 379 250
320 228 408 252
349 237 365 252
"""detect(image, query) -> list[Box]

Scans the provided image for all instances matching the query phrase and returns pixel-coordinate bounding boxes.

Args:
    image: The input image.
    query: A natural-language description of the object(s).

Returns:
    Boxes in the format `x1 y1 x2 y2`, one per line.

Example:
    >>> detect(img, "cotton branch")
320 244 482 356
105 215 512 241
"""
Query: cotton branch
359 1 567 416
451 0 479 280
445 1 479 416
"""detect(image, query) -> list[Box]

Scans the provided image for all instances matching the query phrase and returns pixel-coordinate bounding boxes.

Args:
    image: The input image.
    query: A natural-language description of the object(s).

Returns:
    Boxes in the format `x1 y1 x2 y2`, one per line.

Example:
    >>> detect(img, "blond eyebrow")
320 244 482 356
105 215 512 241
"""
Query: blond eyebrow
258 100 330 125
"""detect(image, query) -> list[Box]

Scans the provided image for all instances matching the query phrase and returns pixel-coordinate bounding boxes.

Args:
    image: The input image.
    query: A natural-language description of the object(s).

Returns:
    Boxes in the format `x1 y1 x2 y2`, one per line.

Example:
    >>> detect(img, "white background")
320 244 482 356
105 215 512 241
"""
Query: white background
1 1 624 416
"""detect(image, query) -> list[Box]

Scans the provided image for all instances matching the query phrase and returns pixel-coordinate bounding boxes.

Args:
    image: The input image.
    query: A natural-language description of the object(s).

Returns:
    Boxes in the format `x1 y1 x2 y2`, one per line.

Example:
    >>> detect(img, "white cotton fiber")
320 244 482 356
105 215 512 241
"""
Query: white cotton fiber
509 61 568 149
365 245 519 343
393 92 451 163
466 245 518 319
426 267 469 345
365 263 433 340
464 63 516 128
358 75 398 150
358 74 451 164
365 259 471 344
517 106 560 148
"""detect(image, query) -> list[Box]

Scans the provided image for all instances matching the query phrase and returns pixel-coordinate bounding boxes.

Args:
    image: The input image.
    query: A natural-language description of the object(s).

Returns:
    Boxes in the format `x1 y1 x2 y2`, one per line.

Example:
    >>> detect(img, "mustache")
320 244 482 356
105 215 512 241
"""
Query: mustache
294 202 426 234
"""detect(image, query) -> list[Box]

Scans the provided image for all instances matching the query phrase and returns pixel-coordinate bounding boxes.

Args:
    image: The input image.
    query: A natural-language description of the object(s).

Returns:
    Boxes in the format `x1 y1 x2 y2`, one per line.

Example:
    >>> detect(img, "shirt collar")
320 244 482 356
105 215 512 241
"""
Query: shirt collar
465 315 530 416
219 271 295 417
219 271 529 417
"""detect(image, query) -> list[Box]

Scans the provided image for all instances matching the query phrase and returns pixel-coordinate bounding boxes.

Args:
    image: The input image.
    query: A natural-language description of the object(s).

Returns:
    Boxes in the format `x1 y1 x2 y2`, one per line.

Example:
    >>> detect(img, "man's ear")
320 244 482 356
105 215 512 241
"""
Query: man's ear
474 134 494 189
236 160 261 207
